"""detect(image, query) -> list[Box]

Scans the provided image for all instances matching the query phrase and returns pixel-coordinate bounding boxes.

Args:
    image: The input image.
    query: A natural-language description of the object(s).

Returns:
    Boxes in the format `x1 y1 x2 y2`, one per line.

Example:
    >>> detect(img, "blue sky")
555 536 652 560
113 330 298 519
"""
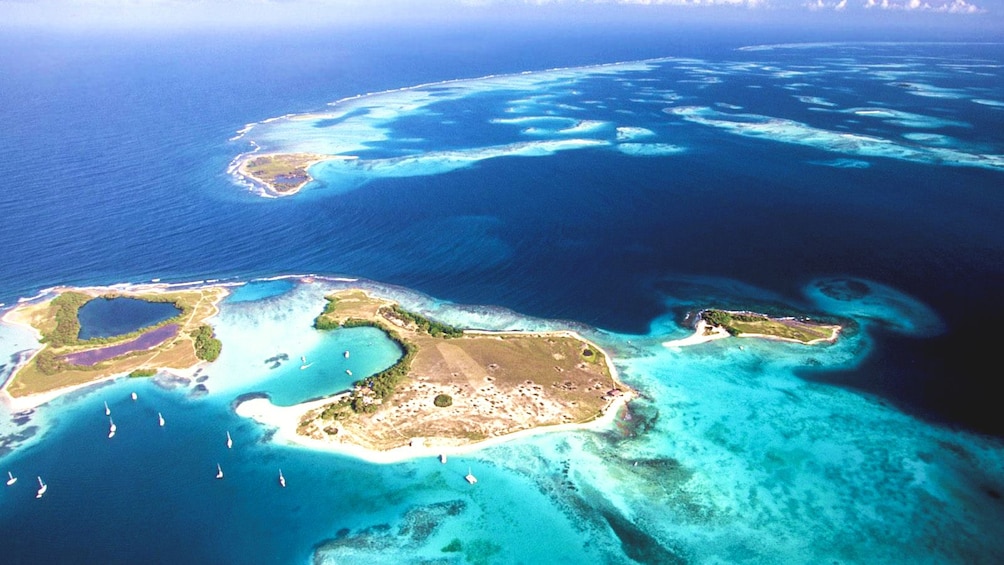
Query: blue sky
2 0 1000 34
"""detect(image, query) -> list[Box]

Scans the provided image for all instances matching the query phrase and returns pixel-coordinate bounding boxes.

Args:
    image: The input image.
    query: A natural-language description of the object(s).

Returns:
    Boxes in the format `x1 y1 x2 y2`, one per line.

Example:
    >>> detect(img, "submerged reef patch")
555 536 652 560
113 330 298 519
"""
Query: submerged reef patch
806 277 944 337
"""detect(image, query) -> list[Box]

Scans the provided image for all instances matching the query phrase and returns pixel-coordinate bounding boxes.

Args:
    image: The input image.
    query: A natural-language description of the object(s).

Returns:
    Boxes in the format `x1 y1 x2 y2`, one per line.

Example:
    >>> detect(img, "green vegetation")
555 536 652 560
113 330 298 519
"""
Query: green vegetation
313 296 342 329
319 397 353 420
383 305 463 338
313 297 462 413
434 394 453 407
701 309 839 343
42 292 90 347
313 296 376 330
702 309 738 334
128 368 157 378
580 346 606 366
33 350 88 376
355 330 414 402
191 324 222 361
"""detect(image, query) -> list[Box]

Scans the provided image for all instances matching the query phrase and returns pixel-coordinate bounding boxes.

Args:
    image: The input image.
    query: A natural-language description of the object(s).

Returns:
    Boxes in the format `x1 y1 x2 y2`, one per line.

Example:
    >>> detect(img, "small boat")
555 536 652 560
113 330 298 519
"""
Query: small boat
345 369 352 376
104 401 111 416
465 467 477 485
226 431 233 449
6 471 16 486
278 469 286 488
301 356 307 364
36 476 47 498
439 454 447 464
108 417 117 439
343 350 350 358
216 463 224 480
158 412 165 427
130 392 138 401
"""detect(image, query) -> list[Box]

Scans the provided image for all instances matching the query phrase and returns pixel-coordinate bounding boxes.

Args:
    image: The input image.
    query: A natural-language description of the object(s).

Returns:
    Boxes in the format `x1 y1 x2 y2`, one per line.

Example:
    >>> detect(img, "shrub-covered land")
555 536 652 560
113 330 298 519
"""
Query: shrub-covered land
700 309 839 343
192 324 222 361
382 305 463 338
42 292 91 347
313 297 466 413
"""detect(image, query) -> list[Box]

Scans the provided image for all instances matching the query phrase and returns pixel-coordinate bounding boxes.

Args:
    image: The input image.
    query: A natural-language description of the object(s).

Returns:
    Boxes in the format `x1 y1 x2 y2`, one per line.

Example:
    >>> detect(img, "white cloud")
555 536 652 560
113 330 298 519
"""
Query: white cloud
862 0 986 10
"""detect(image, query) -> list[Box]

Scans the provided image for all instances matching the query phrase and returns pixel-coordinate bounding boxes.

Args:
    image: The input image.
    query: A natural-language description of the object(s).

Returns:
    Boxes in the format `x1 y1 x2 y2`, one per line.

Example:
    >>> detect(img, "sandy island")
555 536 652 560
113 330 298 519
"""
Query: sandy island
237 289 634 461
236 386 632 464
1 283 228 411
236 152 354 196
664 309 841 348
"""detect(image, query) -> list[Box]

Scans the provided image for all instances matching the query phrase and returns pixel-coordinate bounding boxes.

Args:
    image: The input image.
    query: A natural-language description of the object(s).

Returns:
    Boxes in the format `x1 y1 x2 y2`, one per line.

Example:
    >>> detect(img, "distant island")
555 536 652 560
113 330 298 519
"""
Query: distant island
236 153 349 196
1 284 227 407
237 289 633 461
664 309 841 348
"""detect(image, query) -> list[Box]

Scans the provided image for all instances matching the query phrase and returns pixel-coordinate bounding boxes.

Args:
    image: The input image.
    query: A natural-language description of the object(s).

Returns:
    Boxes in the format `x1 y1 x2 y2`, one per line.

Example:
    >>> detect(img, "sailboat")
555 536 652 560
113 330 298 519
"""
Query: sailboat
6 471 16 486
158 412 165 427
35 476 47 498
104 401 111 416
216 463 224 480
108 416 117 439
278 469 286 488
345 369 352 376
465 466 477 485
130 392 138 401
439 454 447 464
226 431 233 449
300 355 312 370
343 350 350 358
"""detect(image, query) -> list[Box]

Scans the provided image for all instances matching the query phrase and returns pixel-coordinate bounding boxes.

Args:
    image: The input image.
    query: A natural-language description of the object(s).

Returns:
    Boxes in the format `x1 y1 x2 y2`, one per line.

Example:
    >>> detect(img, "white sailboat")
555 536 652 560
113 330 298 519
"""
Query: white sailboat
35 476 47 498
345 369 352 376
104 401 111 416
465 466 477 485
108 416 117 439
300 355 313 370
439 454 447 464
130 392 138 401
343 350 350 358
278 469 286 488
226 431 233 449
158 412 165 427
6 471 16 486
216 463 224 480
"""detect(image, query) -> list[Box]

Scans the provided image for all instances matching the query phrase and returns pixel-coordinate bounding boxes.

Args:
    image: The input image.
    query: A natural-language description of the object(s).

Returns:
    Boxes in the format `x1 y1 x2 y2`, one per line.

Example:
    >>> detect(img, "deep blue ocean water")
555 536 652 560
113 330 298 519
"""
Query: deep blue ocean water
0 25 1002 564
